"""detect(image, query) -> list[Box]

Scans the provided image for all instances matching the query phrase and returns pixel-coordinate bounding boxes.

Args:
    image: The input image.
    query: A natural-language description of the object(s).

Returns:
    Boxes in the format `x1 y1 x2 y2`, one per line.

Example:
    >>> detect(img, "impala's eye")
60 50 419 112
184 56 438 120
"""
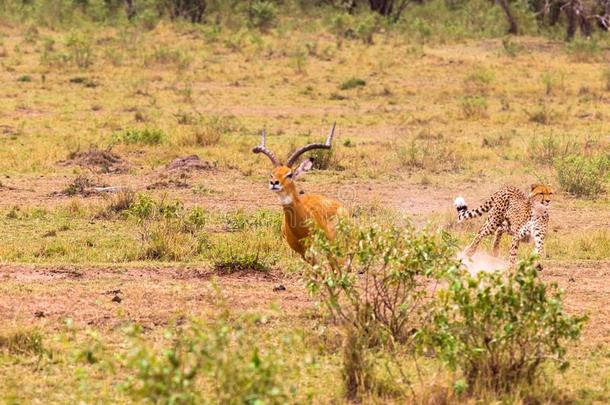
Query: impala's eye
286 172 293 179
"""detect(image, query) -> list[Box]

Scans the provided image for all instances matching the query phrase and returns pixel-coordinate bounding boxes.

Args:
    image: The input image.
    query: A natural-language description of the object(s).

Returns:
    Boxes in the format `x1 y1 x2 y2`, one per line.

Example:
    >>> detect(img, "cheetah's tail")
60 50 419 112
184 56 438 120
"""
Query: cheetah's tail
454 196 492 222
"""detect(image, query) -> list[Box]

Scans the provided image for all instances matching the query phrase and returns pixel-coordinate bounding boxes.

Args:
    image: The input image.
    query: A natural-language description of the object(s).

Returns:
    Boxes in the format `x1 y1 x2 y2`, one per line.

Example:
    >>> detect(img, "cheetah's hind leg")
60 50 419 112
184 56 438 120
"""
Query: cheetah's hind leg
464 218 498 258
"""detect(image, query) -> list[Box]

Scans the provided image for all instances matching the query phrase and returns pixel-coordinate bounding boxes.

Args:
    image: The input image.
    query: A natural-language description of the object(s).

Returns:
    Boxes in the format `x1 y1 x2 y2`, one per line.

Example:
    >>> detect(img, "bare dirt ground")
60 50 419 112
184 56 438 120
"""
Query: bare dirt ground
2 171 609 230
0 260 608 345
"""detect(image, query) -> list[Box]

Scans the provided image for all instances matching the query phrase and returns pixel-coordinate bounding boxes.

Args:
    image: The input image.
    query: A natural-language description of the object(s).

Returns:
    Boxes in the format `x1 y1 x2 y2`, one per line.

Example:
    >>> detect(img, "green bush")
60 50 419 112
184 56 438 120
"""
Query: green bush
211 231 277 274
307 220 455 345
460 96 487 118
340 78 366 90
249 1 277 31
113 128 165 145
66 31 94 69
306 219 456 399
138 218 206 261
127 194 209 261
425 256 586 394
122 313 290 404
555 154 609 198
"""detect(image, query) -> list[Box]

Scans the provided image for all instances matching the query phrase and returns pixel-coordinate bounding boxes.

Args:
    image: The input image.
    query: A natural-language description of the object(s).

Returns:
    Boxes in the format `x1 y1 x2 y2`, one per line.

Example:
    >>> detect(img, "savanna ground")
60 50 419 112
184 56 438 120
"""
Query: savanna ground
0 4 609 404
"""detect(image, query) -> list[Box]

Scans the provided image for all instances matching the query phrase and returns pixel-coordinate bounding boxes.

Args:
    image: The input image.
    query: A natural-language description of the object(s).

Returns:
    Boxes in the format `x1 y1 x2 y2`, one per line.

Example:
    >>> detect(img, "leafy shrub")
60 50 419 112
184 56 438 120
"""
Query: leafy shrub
464 67 494 93
329 12 355 45
113 128 164 145
340 78 366 90
425 256 586 394
128 195 208 261
555 154 609 198
211 231 279 273
354 12 381 44
122 326 198 404
138 219 205 261
122 313 289 404
306 220 456 398
307 220 455 345
249 1 277 31
308 147 344 171
66 31 94 69
460 96 488 118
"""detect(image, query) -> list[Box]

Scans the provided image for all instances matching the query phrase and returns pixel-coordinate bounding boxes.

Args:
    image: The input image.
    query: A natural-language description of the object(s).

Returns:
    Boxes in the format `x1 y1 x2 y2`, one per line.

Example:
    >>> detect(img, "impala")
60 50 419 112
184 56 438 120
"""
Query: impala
252 123 347 259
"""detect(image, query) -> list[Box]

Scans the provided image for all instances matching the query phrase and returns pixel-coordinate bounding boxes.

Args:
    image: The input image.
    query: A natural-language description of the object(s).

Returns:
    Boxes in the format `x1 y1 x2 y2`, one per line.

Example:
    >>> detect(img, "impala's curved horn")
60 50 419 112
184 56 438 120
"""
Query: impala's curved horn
286 122 336 167
252 129 280 167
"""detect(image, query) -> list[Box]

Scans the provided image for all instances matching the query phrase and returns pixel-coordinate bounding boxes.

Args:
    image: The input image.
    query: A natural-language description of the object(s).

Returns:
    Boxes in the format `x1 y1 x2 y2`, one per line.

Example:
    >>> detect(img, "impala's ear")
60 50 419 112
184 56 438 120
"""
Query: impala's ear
294 158 314 178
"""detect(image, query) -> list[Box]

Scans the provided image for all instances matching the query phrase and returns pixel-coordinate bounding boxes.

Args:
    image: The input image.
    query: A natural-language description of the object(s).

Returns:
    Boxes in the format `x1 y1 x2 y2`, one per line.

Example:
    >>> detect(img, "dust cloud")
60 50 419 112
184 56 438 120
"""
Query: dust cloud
457 250 509 275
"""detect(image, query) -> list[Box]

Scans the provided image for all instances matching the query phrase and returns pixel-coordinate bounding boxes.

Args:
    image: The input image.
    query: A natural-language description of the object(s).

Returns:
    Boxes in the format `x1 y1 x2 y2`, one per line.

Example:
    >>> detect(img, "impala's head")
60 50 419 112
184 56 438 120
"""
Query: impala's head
252 123 336 204
529 183 554 205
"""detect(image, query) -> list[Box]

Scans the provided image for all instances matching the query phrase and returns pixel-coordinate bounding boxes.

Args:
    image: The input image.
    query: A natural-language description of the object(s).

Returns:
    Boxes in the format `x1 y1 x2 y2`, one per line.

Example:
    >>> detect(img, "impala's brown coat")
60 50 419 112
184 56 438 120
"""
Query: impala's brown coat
271 166 347 258
253 125 347 259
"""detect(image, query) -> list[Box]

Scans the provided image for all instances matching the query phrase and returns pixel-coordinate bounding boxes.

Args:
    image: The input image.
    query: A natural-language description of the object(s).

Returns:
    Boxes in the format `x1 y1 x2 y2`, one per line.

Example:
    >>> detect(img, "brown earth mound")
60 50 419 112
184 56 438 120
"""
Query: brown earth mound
59 148 129 174
147 155 215 189
166 155 216 172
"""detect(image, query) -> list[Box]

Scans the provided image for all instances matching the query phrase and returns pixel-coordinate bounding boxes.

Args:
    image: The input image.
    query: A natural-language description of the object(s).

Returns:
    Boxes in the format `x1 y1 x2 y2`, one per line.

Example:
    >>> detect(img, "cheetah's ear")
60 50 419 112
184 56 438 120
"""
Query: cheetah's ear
529 183 542 197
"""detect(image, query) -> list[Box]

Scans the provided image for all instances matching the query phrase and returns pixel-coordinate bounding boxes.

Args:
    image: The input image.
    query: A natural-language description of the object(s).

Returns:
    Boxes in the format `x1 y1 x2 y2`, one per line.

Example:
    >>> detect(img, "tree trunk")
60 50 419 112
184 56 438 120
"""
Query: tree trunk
124 0 136 20
496 0 518 34
563 0 592 40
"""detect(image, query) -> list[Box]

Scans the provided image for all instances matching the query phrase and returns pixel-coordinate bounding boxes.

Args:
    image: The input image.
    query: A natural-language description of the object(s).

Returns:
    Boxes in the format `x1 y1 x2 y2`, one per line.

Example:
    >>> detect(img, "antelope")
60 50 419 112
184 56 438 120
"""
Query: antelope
252 123 348 259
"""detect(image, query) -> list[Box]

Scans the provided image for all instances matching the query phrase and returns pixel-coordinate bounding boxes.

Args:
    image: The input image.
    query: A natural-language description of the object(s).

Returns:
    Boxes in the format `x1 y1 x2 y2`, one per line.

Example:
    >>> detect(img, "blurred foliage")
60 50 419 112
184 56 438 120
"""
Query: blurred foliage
1 0 608 41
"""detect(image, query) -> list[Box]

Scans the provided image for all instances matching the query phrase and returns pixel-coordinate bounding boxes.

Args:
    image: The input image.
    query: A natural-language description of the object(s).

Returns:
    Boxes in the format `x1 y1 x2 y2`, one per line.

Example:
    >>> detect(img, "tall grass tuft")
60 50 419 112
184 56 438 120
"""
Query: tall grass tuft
555 154 609 198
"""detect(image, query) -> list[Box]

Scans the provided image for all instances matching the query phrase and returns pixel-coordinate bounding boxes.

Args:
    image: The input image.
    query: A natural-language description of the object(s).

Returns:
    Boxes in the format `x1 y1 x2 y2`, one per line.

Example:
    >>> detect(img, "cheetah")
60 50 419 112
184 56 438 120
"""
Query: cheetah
453 184 554 264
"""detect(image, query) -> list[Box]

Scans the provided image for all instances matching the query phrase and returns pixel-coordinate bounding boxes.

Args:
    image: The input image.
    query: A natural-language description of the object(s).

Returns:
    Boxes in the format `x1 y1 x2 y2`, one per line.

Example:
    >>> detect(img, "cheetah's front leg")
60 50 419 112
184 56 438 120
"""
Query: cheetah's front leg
508 237 520 265
534 232 545 258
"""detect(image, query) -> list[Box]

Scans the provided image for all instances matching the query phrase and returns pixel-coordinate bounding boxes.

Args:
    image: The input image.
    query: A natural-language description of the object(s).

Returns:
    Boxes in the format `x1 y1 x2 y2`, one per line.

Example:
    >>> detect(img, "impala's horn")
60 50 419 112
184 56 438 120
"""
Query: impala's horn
252 129 280 167
286 122 336 167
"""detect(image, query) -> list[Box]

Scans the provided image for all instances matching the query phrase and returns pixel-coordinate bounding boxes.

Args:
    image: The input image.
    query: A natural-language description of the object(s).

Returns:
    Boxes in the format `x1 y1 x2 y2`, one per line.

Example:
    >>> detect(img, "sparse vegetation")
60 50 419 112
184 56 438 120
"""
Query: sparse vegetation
460 95 488 118
113 128 165 145
340 78 366 90
426 256 586 395
555 154 609 198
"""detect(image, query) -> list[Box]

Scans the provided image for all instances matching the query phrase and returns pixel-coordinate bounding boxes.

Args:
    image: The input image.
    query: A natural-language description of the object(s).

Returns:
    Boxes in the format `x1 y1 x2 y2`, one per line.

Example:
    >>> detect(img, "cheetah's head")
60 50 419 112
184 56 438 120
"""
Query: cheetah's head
529 184 554 206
